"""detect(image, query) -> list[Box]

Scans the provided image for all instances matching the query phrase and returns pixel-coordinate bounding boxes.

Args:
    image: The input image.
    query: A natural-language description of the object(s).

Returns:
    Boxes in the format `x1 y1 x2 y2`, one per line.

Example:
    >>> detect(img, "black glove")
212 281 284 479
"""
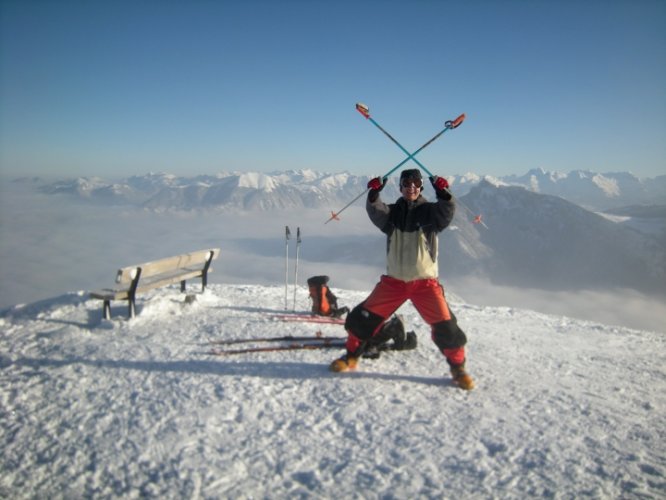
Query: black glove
429 176 451 200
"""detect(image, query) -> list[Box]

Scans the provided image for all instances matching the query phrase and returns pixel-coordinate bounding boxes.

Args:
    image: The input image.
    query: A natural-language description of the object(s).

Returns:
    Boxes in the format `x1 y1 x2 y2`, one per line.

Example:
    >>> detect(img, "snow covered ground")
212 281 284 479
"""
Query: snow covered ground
1 284 664 498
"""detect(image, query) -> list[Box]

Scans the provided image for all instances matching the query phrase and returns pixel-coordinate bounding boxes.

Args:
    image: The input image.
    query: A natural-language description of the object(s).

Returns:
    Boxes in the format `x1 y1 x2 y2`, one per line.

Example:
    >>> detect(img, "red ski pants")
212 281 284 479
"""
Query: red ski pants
345 275 466 366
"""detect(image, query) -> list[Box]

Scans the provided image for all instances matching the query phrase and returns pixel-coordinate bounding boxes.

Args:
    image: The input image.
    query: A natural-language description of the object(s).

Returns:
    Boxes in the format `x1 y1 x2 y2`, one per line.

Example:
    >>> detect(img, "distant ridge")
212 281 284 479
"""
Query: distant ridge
32 168 666 211
454 180 666 293
25 169 666 295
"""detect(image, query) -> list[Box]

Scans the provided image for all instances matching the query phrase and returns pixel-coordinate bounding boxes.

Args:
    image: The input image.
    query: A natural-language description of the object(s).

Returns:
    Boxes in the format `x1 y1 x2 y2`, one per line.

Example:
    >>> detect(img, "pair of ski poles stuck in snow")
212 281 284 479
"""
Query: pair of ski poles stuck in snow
325 103 486 228
285 226 301 310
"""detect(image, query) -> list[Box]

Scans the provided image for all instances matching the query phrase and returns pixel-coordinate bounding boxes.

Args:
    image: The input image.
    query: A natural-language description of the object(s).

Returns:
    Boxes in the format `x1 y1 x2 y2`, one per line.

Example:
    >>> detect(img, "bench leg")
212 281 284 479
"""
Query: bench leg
128 296 136 318
201 252 214 292
103 300 111 320
127 268 141 319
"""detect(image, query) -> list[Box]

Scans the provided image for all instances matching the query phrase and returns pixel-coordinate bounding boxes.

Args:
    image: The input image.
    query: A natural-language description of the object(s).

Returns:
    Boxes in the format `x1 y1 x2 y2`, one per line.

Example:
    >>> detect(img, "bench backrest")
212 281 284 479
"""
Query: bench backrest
115 248 220 285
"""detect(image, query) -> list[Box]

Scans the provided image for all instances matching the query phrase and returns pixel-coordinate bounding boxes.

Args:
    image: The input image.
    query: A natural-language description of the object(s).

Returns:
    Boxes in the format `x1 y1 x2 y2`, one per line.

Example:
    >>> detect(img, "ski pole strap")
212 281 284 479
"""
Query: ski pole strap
445 113 465 129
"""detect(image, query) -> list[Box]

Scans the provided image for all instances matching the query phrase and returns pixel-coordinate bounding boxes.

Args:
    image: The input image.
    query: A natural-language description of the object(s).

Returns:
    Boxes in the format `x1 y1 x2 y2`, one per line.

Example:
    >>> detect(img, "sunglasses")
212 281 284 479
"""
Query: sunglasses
401 178 423 189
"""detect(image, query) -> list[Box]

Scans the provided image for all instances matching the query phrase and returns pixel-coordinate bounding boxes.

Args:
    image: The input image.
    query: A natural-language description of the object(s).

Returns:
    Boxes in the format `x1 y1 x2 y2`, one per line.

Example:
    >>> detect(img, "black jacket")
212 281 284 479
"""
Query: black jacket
366 193 455 281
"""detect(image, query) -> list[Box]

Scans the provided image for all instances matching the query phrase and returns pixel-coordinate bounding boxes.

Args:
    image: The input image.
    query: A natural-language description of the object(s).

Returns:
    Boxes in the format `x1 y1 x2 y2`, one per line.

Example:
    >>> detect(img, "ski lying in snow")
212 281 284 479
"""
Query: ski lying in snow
207 332 346 355
208 341 346 356
208 341 409 357
269 313 345 325
209 334 345 346
206 333 414 358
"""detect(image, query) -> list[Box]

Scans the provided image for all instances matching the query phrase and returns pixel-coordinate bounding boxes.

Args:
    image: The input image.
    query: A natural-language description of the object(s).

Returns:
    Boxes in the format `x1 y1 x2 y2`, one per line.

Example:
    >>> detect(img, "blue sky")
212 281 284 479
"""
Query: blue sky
1 0 664 179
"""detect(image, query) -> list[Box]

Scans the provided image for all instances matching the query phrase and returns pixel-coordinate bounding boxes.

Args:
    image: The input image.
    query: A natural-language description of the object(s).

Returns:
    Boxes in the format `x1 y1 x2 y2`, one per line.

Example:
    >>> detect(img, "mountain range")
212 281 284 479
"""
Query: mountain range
16 169 666 296
454 181 665 293
29 168 666 212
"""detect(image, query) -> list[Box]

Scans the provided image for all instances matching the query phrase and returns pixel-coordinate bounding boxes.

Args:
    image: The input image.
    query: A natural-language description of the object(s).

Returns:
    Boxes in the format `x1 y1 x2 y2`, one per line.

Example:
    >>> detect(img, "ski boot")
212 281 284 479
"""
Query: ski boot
383 315 418 351
329 353 359 372
372 315 417 351
450 363 475 390
332 306 350 319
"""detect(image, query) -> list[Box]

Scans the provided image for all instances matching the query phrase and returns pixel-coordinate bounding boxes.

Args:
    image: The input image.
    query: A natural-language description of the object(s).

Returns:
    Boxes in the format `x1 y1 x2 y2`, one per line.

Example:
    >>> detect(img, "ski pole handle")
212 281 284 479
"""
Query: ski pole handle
446 113 465 129
356 103 370 118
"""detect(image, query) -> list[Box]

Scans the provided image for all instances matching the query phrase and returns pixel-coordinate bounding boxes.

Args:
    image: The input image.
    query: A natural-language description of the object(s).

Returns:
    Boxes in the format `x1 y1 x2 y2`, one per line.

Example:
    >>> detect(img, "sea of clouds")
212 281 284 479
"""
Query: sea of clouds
1 178 664 333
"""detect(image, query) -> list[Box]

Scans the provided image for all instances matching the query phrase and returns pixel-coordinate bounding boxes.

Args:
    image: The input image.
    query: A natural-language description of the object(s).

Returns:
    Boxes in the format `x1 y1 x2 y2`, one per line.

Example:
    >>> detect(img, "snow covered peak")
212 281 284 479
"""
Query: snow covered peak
318 172 354 189
591 173 620 197
450 172 481 185
237 172 278 192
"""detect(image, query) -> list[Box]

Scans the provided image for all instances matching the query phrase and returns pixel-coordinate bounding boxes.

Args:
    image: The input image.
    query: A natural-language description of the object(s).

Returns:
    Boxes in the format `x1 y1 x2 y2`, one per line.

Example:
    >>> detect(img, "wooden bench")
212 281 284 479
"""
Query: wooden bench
90 248 220 319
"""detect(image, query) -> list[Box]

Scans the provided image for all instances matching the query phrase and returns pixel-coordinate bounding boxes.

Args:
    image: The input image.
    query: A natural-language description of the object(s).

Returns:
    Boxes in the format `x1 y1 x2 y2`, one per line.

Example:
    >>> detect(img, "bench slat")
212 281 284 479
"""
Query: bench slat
90 288 131 301
136 267 210 291
116 249 219 284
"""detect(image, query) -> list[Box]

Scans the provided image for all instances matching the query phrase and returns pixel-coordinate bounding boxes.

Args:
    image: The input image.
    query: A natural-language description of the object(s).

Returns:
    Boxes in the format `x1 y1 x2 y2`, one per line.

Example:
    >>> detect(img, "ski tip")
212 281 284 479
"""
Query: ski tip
355 103 370 118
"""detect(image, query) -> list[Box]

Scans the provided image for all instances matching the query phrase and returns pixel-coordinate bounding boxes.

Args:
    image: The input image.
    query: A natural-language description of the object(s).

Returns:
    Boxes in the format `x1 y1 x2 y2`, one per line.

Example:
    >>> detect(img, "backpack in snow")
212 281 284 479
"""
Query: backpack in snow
307 276 348 318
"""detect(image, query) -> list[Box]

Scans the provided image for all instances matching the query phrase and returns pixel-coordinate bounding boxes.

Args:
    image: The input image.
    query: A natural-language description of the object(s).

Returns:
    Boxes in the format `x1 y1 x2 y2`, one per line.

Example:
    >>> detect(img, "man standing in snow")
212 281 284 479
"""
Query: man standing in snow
330 168 474 390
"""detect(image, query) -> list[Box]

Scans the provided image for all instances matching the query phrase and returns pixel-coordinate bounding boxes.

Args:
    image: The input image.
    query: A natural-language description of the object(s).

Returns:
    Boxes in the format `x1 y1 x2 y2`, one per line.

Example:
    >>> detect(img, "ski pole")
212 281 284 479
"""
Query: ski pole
284 226 290 310
324 188 369 224
356 102 465 178
325 113 461 224
357 103 485 227
292 227 301 311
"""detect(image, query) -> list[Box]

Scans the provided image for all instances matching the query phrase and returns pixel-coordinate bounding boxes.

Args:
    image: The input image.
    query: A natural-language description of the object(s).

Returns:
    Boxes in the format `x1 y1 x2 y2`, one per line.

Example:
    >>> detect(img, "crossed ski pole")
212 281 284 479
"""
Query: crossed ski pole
323 132 438 224
356 102 464 180
362 104 487 228
324 106 464 224
328 103 487 228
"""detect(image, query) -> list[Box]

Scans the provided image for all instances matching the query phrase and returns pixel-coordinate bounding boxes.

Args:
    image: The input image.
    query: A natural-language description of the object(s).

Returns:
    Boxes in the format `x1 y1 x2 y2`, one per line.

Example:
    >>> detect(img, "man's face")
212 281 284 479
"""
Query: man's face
400 177 422 202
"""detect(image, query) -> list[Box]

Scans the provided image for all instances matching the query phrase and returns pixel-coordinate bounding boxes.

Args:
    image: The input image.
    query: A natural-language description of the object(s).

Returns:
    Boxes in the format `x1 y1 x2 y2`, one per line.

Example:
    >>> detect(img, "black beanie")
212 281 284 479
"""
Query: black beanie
400 169 422 182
